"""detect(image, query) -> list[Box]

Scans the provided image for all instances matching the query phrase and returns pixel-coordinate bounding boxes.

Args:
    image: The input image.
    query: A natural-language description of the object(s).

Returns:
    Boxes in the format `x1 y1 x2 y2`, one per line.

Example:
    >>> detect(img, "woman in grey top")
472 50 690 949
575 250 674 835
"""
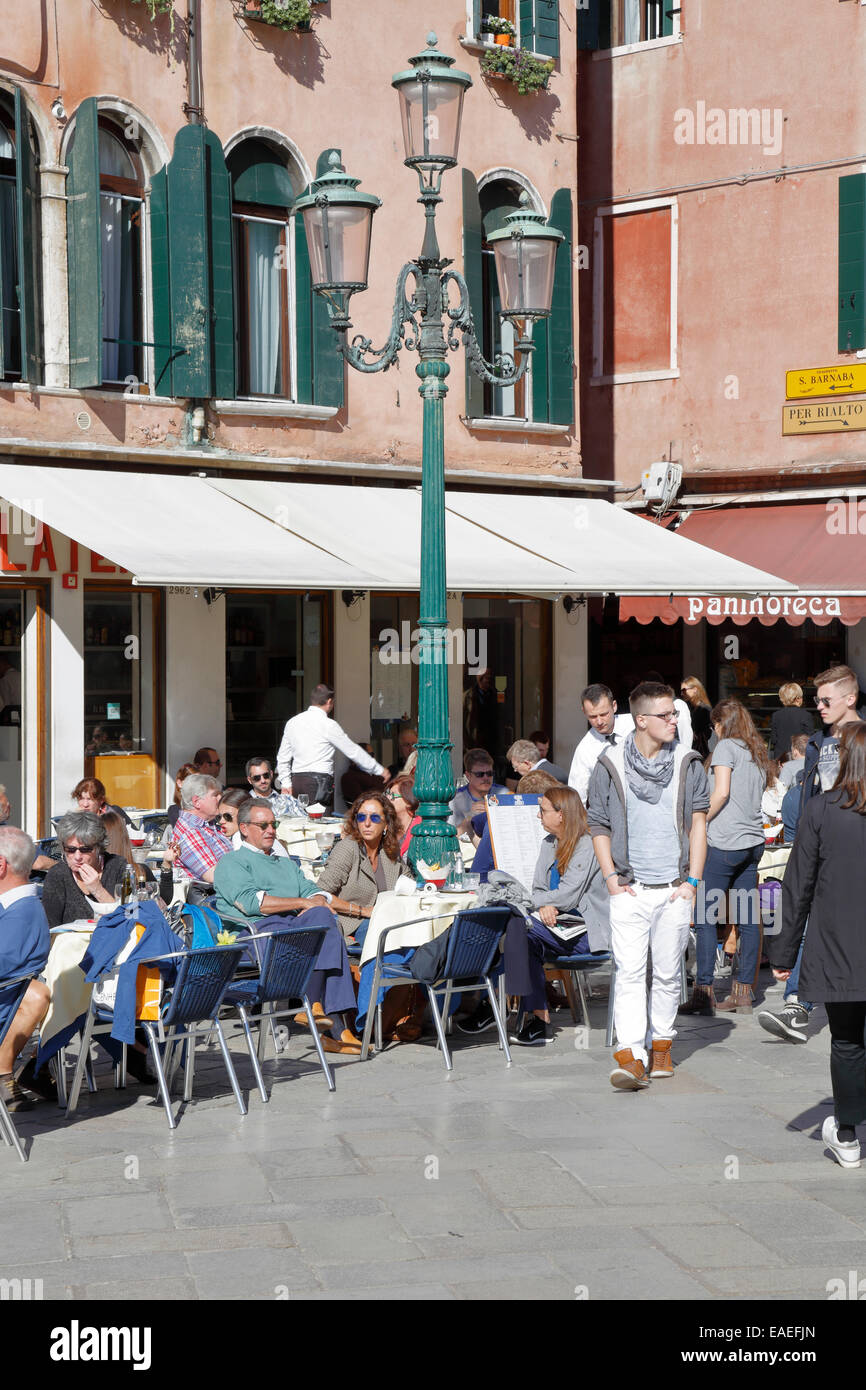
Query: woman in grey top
459 785 610 1047
681 700 768 1017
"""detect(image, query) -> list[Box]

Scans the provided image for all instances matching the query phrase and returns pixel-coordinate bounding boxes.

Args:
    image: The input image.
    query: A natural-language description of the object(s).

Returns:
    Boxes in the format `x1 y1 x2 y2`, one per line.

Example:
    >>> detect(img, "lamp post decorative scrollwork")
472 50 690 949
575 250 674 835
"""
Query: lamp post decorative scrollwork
294 34 563 869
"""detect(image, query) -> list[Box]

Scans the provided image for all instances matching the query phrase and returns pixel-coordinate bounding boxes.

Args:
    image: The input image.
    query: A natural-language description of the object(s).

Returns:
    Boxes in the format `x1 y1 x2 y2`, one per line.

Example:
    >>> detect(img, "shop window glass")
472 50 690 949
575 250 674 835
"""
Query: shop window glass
225 594 325 782
83 586 156 761
370 595 420 771
0 591 24 821
710 619 847 739
461 597 551 772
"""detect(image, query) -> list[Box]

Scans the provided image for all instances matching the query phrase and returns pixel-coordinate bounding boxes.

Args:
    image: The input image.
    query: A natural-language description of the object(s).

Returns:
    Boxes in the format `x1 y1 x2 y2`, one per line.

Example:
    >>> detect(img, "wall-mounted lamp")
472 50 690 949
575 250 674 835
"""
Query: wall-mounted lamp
203 588 226 606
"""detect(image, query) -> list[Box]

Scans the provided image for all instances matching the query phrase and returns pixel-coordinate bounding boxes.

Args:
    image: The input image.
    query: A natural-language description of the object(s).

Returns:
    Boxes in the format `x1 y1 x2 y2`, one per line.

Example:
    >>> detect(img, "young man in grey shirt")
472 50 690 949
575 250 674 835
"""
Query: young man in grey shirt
588 682 709 1089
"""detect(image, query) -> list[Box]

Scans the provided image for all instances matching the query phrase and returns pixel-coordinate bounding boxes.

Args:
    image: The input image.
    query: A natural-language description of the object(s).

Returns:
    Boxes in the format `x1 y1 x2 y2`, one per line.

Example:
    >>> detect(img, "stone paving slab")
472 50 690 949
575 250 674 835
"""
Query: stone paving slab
0 987 859 1300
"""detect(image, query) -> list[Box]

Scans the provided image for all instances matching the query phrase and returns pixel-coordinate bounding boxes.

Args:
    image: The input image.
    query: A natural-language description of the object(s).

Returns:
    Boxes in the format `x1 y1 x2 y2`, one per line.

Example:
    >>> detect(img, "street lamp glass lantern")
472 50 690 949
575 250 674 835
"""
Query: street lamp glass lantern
392 34 472 173
487 200 564 318
292 153 381 295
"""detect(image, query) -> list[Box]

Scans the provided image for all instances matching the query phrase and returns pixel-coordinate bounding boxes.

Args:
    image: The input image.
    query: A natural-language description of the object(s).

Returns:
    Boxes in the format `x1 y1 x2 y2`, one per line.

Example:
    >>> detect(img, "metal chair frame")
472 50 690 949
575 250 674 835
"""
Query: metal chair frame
360 907 512 1070
222 925 335 1100
66 945 245 1131
0 973 36 1163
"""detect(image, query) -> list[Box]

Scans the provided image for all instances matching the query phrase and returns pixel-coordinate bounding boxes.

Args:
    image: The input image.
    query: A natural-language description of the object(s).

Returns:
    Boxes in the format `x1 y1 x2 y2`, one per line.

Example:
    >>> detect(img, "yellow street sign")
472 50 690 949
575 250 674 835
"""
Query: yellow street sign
782 399 866 435
786 364 866 399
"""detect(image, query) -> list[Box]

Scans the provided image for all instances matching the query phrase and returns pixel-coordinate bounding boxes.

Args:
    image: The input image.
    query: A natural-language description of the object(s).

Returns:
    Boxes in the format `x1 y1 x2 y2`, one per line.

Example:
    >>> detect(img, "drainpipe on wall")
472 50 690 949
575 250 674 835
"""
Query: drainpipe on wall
184 0 207 444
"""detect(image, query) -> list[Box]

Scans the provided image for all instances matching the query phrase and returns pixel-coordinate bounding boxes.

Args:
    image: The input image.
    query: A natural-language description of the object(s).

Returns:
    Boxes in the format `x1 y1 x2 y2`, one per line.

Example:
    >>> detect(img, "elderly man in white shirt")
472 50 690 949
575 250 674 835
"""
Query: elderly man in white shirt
568 684 635 803
276 683 390 812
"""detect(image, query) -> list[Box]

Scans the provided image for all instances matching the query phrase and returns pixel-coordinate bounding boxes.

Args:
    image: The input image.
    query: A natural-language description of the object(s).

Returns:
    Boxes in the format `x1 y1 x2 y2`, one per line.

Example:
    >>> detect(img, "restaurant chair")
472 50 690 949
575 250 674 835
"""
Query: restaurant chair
222 924 334 1100
66 945 245 1131
0 973 37 1163
360 906 513 1071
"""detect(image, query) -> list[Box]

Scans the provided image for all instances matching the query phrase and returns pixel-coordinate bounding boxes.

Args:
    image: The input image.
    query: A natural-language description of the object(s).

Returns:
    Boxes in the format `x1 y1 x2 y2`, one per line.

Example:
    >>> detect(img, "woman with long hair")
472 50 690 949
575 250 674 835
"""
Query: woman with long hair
680 677 713 758
771 723 866 1167
681 698 768 1017
388 776 422 858
459 785 610 1047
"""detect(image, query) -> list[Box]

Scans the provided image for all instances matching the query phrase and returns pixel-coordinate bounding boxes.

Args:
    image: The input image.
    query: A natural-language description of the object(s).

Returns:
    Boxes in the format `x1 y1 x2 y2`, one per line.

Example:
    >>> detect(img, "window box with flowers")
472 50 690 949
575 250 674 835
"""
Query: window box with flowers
242 0 314 32
479 46 554 94
480 16 517 45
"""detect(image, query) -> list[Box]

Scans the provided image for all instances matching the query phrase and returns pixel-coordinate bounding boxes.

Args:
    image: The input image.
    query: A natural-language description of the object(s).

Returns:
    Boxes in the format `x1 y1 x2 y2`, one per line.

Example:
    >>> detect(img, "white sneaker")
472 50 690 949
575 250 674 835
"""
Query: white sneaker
821 1116 861 1169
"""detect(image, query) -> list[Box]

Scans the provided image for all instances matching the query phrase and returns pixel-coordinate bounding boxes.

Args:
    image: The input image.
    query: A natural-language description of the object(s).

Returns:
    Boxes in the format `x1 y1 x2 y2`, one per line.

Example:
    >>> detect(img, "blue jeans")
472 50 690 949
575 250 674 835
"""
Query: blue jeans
784 932 813 1014
694 843 764 987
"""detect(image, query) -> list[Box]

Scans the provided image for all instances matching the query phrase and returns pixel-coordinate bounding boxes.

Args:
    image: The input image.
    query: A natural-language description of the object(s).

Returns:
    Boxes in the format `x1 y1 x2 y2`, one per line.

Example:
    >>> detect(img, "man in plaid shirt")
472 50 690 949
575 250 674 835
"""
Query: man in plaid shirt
172 774 231 883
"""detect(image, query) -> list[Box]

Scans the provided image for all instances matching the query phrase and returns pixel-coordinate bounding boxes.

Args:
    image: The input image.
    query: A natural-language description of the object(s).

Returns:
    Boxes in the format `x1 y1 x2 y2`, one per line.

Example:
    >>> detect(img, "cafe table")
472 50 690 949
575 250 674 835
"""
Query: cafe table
360 886 478 968
275 815 342 863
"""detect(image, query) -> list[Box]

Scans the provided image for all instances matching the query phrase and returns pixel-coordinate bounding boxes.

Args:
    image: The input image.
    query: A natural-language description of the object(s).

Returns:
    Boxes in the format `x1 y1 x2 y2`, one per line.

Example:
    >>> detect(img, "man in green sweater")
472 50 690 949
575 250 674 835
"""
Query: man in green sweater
213 801 361 1054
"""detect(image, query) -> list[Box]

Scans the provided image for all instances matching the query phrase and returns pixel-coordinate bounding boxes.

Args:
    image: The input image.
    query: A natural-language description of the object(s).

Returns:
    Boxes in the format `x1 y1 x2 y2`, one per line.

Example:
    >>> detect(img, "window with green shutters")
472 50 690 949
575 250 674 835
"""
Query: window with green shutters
473 0 560 57
839 174 866 354
462 171 573 427
0 88 43 385
578 0 678 51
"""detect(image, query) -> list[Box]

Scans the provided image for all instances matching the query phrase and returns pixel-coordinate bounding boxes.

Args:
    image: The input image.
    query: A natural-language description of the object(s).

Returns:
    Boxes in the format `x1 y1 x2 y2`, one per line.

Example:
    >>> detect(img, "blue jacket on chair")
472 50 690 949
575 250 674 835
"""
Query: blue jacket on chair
80 901 184 1045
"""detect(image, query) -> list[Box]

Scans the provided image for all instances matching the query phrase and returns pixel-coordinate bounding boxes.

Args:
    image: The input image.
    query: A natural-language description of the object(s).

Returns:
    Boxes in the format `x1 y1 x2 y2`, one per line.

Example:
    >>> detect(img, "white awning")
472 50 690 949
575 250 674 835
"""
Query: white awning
0 465 797 595
0 465 387 588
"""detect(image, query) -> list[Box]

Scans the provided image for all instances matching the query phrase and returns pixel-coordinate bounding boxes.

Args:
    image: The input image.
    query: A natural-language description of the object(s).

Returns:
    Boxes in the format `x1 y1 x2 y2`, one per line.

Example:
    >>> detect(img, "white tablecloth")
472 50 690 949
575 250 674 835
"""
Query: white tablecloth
276 817 341 863
360 889 478 967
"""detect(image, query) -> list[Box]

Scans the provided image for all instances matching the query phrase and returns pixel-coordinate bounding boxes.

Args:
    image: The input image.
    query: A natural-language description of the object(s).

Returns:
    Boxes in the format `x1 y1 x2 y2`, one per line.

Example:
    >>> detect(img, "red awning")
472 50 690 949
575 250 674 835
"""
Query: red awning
619 502 866 627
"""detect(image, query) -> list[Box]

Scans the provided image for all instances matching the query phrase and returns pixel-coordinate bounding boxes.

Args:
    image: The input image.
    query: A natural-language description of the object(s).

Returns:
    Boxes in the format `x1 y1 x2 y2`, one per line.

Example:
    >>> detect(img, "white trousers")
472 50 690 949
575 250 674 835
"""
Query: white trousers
609 885 692 1065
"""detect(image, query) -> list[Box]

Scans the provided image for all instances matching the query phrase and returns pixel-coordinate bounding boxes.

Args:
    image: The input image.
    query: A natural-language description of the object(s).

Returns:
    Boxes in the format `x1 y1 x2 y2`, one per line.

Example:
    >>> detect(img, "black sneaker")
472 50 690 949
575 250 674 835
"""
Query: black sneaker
509 1016 548 1046
456 999 497 1035
756 1002 810 1044
16 1057 58 1103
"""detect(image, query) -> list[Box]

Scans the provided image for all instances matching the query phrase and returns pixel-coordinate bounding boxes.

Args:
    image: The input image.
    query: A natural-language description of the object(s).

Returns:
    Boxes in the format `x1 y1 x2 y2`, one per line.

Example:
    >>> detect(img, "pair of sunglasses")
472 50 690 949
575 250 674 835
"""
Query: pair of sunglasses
355 813 383 824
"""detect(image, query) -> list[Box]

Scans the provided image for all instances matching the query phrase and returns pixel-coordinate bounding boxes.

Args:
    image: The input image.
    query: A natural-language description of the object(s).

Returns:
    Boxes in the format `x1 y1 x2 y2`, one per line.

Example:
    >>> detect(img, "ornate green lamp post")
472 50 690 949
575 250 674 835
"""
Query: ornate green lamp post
294 34 563 870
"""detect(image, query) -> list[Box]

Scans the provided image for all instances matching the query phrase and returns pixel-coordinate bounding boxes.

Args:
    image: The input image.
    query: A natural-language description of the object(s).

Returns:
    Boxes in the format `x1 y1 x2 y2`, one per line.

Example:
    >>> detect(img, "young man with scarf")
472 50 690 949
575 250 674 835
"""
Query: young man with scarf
587 681 709 1089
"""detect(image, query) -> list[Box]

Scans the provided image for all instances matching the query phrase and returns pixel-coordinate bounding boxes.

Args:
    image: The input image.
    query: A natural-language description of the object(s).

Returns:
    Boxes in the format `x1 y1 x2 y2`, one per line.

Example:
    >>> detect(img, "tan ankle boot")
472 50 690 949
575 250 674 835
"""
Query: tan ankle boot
716 980 753 1013
678 984 716 1016
649 1039 674 1078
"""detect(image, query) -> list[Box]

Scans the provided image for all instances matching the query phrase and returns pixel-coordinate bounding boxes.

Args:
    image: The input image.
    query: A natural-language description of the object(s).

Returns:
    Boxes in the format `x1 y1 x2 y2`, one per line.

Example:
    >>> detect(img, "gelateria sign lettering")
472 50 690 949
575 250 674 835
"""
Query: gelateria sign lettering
0 519 124 576
619 593 866 628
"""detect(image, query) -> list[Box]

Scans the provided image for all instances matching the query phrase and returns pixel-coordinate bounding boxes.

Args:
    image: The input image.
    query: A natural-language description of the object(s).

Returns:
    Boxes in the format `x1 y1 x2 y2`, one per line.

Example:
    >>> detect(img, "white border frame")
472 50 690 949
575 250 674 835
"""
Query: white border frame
591 195 679 386
461 0 559 61
591 1 683 59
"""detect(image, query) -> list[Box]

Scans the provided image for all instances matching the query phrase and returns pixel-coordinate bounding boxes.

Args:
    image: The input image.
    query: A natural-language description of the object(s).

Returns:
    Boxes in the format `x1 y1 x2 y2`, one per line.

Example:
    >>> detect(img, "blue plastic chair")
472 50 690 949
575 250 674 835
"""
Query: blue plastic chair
0 974 36 1163
66 945 245 1131
360 907 513 1070
223 924 334 1100
545 945 616 1046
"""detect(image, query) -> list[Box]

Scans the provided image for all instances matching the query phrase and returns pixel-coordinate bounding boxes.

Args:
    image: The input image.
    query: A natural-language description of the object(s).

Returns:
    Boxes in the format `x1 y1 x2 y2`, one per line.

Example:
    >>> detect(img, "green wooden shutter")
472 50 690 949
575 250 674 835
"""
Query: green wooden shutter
66 97 102 389
294 213 314 404
839 174 866 354
520 0 559 56
532 189 573 425
14 88 43 385
576 0 603 50
661 1 674 37
166 126 211 397
301 148 344 408
205 129 235 400
546 187 574 426
462 169 484 418
471 0 482 37
149 165 172 394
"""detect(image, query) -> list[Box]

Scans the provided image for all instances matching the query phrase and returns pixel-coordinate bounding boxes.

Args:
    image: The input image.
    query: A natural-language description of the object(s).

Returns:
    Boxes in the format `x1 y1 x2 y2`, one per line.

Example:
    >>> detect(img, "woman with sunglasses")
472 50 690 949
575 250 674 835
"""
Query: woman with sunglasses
315 792 412 942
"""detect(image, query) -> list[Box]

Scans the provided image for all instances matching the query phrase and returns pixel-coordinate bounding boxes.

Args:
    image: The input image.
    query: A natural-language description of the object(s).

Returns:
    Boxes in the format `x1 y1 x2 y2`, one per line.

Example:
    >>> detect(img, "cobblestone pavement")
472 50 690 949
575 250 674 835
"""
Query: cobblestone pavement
2 974 864 1302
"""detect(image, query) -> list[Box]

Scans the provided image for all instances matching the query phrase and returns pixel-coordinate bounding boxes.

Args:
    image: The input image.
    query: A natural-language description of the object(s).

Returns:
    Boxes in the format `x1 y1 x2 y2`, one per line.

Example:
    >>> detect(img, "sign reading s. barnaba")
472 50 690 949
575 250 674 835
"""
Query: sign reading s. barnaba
786 364 866 399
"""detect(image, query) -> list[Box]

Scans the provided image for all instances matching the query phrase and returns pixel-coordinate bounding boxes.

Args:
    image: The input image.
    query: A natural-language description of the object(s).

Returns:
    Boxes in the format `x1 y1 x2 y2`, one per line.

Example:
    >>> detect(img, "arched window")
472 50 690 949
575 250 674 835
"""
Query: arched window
481 178 530 419
98 122 145 386
227 139 299 398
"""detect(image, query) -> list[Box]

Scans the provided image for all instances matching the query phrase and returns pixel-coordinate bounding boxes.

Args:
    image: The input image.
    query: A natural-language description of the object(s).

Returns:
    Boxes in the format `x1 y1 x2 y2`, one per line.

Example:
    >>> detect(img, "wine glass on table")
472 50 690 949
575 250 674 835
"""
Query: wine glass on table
297 794 310 817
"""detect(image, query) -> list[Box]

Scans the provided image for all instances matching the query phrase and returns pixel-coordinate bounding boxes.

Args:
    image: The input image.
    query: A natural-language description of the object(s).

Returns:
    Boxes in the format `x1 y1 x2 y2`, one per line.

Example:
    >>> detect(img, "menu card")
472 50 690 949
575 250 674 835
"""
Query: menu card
485 793 547 893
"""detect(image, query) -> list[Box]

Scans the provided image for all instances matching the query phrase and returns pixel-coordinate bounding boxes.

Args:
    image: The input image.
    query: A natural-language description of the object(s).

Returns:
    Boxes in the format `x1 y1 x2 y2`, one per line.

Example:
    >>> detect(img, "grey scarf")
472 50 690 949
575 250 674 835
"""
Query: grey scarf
623 731 675 805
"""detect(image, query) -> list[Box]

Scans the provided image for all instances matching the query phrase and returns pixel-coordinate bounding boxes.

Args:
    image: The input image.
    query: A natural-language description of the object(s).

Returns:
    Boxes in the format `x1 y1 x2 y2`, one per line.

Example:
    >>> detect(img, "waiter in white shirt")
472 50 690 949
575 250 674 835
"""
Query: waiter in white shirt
568 683 634 803
276 683 390 812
